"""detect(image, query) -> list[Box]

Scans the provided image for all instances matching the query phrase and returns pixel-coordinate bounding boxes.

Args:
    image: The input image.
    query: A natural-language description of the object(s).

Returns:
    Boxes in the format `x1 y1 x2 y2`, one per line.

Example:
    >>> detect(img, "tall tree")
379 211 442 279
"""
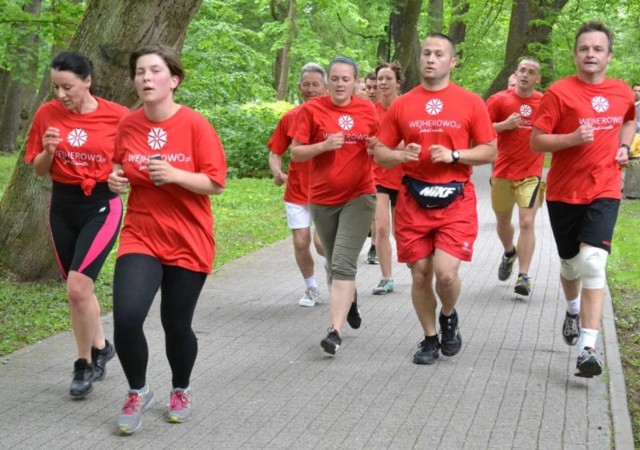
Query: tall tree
274 0 296 100
390 0 424 92
484 0 569 98
0 0 203 280
448 0 469 50
428 0 443 33
0 0 42 154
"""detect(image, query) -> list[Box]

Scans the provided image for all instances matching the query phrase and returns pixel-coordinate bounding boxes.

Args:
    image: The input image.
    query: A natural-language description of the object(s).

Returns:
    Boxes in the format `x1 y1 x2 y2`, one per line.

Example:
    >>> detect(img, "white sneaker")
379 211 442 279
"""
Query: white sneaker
298 286 320 307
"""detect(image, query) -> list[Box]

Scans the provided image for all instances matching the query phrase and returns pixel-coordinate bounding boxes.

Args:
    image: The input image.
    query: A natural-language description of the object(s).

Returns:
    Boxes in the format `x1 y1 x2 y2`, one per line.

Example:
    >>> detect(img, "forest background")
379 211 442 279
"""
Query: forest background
0 0 638 444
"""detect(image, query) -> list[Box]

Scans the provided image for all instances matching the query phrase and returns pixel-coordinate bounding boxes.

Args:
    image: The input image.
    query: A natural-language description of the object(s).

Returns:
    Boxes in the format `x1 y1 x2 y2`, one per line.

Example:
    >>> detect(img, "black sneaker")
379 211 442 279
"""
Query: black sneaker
562 312 580 346
413 336 440 365
575 347 603 378
70 358 94 398
321 329 342 355
92 340 116 382
498 249 517 281
439 310 462 356
346 290 361 329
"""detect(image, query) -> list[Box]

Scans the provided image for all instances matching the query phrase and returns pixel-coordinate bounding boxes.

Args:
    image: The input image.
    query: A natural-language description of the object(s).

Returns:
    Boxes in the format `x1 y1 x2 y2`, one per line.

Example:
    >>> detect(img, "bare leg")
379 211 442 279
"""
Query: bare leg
291 227 314 279
329 279 357 335
375 193 393 278
67 271 105 363
410 257 437 335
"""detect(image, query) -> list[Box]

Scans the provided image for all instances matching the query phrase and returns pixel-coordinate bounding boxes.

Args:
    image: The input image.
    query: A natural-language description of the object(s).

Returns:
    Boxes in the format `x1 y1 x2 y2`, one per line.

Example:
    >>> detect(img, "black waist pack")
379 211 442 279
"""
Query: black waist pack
403 176 464 209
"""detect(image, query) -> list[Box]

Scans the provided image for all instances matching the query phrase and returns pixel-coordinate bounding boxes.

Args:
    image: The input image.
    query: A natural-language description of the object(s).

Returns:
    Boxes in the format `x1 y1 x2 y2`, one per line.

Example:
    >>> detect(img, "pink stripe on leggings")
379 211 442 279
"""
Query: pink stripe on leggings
77 197 122 274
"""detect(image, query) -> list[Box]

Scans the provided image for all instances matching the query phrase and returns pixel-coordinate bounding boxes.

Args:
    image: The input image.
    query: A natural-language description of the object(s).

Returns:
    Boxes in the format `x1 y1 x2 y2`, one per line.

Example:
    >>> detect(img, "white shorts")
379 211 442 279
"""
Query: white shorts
285 202 312 229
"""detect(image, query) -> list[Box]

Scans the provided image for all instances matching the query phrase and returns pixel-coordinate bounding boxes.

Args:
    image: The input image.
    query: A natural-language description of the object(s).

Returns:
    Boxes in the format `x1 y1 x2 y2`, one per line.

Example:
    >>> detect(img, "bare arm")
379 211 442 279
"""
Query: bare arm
493 113 521 133
268 152 287 186
291 133 344 162
616 120 636 165
32 127 62 176
429 140 497 166
373 141 419 167
530 124 594 153
147 159 224 195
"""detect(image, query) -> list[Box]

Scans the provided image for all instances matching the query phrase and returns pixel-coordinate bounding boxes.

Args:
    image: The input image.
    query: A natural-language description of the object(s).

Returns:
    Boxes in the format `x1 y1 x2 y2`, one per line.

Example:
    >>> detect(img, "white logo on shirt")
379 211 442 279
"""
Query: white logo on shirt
425 99 443 116
67 128 87 147
520 104 533 117
591 96 609 113
147 127 167 150
338 115 354 131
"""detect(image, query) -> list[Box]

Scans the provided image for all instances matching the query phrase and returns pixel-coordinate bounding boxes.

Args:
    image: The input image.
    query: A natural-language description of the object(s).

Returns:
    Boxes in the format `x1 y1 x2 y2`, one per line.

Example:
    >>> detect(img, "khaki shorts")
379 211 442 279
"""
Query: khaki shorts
491 176 545 212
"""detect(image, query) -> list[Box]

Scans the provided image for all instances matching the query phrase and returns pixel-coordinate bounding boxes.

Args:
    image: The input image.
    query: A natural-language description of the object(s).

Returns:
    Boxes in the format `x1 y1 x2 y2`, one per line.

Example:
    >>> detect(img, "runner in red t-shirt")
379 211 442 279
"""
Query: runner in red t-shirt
107 45 226 434
267 63 326 308
374 33 496 366
26 52 128 399
531 21 636 379
370 62 404 296
486 58 544 296
291 56 378 356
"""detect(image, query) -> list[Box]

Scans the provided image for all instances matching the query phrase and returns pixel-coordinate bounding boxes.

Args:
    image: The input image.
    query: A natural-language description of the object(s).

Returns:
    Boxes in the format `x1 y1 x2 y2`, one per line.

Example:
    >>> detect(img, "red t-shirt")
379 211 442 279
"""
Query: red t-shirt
267 105 311 205
372 101 403 190
114 106 227 273
533 75 635 203
486 89 544 180
378 83 496 184
26 97 129 184
293 95 377 206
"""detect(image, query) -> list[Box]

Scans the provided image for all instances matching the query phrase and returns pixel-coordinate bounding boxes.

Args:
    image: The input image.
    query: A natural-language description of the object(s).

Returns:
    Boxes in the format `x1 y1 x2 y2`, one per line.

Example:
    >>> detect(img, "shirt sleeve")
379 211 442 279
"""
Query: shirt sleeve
485 93 501 122
291 104 313 145
24 108 45 163
194 114 227 189
377 101 402 149
267 110 294 155
470 95 497 144
532 90 562 134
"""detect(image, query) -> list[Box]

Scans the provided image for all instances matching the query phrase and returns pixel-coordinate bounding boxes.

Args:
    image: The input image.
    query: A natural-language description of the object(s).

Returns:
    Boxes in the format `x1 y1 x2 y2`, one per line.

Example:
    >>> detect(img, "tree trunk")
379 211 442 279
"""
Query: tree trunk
448 0 469 50
275 0 296 101
0 0 42 154
0 0 203 281
484 0 569 99
390 0 424 92
428 0 443 33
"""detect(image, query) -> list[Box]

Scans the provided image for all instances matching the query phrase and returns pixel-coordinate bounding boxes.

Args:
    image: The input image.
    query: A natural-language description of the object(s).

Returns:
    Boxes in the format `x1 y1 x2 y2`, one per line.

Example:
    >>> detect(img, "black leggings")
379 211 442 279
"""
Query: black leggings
113 254 207 390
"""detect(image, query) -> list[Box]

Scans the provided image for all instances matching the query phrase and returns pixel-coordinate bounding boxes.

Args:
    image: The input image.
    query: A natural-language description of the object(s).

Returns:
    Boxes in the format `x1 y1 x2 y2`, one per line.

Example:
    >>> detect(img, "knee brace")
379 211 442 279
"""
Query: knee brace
560 254 581 281
579 246 609 289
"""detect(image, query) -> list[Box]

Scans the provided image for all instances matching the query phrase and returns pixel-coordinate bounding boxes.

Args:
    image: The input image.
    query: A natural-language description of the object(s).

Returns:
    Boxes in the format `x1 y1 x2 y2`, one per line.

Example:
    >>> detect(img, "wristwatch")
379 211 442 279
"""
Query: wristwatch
620 143 631 156
451 149 460 164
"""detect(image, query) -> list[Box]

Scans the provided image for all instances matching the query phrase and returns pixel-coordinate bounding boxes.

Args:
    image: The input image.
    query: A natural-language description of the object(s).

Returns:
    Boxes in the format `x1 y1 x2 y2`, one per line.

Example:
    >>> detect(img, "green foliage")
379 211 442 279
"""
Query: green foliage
202 101 294 178
0 154 17 196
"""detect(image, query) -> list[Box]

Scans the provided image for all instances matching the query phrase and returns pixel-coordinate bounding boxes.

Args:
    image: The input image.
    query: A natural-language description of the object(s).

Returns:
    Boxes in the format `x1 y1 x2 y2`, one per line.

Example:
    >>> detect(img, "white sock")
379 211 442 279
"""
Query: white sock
566 296 581 315
577 328 598 350
304 275 317 289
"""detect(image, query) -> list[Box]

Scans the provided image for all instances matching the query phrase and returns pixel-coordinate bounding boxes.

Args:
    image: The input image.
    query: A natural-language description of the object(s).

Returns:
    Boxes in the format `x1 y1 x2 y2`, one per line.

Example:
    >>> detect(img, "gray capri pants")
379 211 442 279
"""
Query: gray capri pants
311 194 376 281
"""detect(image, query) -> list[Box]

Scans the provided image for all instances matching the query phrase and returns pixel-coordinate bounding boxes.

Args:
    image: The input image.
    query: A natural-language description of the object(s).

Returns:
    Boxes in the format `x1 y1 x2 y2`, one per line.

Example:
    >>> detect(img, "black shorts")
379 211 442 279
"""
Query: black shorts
50 182 123 281
376 185 399 207
546 198 619 259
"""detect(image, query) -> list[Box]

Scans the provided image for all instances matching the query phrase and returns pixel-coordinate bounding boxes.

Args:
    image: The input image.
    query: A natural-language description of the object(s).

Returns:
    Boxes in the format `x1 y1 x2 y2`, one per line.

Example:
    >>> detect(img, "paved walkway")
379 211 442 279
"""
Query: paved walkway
0 165 634 449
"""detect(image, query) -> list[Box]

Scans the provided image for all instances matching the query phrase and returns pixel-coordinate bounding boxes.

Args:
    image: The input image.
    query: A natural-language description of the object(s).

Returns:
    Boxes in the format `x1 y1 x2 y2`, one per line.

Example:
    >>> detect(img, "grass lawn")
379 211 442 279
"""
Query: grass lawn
609 198 640 446
0 153 289 355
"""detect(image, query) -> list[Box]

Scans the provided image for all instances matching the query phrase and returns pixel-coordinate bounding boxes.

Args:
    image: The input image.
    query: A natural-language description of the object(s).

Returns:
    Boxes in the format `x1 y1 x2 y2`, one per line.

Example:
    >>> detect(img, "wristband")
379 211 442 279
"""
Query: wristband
620 143 631 156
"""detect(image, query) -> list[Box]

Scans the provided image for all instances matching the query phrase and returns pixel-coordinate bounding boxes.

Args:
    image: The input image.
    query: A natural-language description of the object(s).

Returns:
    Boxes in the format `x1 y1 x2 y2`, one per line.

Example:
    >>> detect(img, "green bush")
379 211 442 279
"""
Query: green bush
202 101 294 178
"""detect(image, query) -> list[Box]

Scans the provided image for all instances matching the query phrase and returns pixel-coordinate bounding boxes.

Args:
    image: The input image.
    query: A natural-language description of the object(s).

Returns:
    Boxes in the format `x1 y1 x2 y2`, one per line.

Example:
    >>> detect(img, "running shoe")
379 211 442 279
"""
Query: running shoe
413 336 440 365
166 387 193 423
372 278 394 295
346 290 361 329
575 347 603 378
562 312 580 346
367 249 379 265
116 387 155 435
514 275 532 296
70 358 94 398
321 329 342 355
439 310 462 356
91 339 115 381
298 286 320 307
498 249 518 281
